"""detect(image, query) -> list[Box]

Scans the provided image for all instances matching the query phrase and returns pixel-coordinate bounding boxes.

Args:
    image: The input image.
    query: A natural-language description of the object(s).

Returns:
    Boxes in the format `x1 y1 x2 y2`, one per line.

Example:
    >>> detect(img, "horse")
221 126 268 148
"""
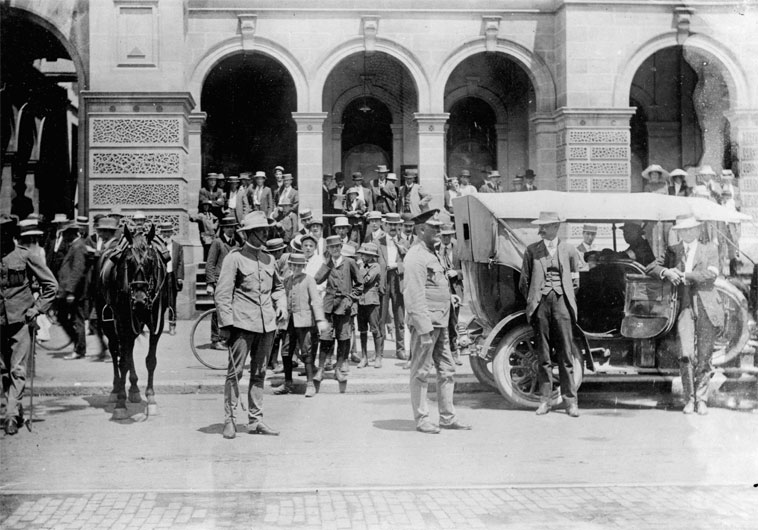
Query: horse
102 224 168 420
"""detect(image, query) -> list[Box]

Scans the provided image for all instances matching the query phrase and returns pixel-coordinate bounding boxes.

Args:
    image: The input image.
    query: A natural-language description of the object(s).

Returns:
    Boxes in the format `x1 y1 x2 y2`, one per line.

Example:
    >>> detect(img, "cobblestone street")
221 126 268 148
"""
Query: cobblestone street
1 485 756 529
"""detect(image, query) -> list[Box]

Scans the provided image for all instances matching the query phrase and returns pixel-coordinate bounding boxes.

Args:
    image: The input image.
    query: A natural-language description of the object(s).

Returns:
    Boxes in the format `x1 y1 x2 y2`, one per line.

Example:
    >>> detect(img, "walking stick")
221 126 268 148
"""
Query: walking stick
26 321 38 432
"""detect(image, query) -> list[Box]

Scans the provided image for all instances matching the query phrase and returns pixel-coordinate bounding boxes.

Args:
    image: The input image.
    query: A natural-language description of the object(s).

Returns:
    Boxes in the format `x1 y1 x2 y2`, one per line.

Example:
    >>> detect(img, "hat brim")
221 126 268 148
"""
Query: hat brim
20 230 44 236
672 220 702 230
237 219 274 232
531 219 564 225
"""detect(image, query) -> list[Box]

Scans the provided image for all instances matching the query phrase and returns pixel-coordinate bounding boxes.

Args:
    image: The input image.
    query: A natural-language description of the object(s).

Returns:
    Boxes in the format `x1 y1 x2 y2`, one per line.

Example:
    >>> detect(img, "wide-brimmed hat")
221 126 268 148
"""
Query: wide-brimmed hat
205 173 218 180
325 235 342 247
133 211 146 221
95 217 120 231
459 170 471 178
265 238 286 252
306 218 323 227
333 216 351 228
376 165 389 173
721 169 735 180
274 165 285 172
219 216 238 227
366 211 383 221
227 176 239 183
288 253 307 266
283 173 293 181
401 213 415 225
531 211 564 225
641 164 670 180
440 223 456 235
386 173 398 181
411 209 441 227
488 171 501 178
253 171 266 179
341 243 357 258
671 214 702 230
384 213 402 224
238 211 273 232
697 165 716 177
669 169 688 180
351 172 363 180
240 172 252 181
347 187 361 196
52 213 69 224
358 242 379 257
582 224 598 233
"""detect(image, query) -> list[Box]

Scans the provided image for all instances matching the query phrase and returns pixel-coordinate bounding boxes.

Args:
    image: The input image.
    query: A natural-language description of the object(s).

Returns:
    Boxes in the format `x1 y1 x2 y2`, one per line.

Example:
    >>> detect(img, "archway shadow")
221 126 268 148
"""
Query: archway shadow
372 419 416 432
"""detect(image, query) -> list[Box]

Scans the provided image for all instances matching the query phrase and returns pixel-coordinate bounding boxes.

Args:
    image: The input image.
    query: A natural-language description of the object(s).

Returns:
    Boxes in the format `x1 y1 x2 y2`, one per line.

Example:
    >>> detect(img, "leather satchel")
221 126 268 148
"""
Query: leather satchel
621 274 679 340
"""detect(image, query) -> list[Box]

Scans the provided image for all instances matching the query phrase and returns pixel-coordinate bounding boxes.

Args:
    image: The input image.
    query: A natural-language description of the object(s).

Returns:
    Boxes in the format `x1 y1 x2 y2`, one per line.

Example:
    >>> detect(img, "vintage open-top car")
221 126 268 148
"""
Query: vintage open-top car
452 191 752 408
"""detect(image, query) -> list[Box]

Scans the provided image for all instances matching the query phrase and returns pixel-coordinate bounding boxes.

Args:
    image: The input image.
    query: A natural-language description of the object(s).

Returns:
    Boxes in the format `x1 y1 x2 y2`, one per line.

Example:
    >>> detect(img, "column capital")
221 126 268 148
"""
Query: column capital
188 112 207 133
550 107 636 128
291 112 328 134
413 113 449 134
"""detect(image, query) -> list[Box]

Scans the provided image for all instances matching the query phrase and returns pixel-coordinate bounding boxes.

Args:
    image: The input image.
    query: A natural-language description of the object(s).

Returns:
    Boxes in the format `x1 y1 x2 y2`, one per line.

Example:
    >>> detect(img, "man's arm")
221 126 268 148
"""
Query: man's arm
685 244 720 284
518 247 533 299
60 243 88 297
175 243 185 282
213 252 237 327
27 253 59 315
271 264 287 324
403 252 433 334
314 259 332 285
307 276 326 323
205 240 220 285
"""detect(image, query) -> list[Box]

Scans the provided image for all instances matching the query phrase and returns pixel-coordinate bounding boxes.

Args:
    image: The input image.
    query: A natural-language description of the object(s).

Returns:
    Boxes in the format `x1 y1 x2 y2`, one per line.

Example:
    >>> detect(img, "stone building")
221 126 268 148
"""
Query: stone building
2 0 757 317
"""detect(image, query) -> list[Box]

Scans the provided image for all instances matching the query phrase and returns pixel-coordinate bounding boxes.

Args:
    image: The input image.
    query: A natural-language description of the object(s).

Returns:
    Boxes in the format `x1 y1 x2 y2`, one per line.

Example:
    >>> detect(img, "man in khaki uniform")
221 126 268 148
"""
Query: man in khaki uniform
403 209 471 434
1 215 58 435
215 211 287 439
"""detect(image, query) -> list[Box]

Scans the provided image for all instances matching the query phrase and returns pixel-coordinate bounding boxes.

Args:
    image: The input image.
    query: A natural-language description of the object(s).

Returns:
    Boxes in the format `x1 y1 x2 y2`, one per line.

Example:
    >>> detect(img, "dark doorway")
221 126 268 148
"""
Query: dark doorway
201 53 297 187
341 96 393 179
446 97 496 189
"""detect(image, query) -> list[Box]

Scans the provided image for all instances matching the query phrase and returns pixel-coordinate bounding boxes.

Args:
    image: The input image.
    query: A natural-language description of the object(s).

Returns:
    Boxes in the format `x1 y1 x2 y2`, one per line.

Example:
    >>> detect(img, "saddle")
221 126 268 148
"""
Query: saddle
620 273 678 339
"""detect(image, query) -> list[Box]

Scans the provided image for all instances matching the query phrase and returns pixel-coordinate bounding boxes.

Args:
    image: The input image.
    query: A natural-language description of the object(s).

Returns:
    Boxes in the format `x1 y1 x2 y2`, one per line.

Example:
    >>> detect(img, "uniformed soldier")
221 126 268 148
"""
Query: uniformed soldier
215 211 287 439
403 209 471 434
1 214 58 435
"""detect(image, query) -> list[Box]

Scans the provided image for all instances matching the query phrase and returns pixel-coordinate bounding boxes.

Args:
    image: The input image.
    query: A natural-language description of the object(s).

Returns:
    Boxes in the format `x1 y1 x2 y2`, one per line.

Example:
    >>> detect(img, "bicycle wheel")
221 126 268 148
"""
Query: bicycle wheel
190 308 228 370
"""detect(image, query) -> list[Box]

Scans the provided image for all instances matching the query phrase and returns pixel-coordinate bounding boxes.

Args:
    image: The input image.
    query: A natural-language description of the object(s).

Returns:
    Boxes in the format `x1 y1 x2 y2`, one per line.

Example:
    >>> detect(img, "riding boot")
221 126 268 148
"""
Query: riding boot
373 334 384 369
315 341 331 382
337 339 350 392
350 329 361 364
358 332 369 368
339 340 351 377
680 358 695 410
305 362 316 398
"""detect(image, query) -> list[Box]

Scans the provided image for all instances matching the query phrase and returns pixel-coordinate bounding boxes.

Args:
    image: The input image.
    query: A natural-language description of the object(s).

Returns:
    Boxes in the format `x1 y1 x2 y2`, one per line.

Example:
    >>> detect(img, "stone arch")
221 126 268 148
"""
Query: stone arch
188 37 309 111
613 33 751 110
435 38 556 114
331 85 404 126
312 37 430 113
444 86 508 125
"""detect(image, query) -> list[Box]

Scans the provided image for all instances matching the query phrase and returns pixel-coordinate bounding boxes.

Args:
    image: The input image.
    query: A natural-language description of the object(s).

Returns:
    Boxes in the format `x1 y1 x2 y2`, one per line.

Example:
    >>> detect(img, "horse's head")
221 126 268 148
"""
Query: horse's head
122 224 163 310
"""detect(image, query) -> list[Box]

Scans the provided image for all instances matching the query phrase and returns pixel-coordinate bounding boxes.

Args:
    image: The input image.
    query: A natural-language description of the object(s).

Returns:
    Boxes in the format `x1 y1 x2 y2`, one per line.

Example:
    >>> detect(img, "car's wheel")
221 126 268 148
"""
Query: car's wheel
492 323 584 409
712 278 750 367
469 354 496 389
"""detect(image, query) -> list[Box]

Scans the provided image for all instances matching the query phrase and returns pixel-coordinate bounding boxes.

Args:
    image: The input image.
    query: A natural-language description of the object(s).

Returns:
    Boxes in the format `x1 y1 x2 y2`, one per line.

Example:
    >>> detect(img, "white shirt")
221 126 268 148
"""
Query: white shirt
544 238 557 258
54 234 63 252
683 241 698 273
166 240 174 273
228 190 237 210
459 184 477 196
387 237 398 268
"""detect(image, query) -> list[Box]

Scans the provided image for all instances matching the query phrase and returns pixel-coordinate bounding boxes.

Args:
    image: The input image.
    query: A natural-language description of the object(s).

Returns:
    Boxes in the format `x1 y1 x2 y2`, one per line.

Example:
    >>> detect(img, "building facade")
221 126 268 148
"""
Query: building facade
2 0 757 317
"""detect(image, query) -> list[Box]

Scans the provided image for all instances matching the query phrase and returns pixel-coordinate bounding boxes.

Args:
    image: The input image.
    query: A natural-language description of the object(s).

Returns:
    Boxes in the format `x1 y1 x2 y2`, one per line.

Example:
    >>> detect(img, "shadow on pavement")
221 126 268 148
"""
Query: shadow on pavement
198 423 249 435
372 419 416 432
83 395 151 424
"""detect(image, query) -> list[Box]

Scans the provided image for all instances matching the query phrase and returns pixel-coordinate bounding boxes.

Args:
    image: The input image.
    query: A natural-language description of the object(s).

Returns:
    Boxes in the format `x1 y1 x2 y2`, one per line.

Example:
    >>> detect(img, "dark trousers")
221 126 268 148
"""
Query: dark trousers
58 298 87 355
283 319 315 382
166 273 178 324
202 243 211 261
677 297 719 404
448 302 460 354
224 328 275 424
383 268 406 357
269 328 290 367
533 291 577 403
1 322 30 418
357 304 381 335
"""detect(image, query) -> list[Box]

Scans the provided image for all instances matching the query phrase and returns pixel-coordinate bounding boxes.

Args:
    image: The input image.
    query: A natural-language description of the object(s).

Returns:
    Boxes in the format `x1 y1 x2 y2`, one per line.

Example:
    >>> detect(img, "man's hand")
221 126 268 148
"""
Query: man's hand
451 294 462 308
446 269 457 279
662 268 682 285
276 307 286 323
24 308 40 323
206 284 215 295
316 320 329 333
420 333 433 346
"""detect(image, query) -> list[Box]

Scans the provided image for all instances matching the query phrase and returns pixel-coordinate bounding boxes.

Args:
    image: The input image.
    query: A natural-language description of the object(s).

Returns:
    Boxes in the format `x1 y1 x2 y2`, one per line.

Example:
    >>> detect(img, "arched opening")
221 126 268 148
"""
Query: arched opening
201 53 297 186
629 45 733 190
322 51 418 183
446 97 496 190
1 7 81 220
443 53 535 188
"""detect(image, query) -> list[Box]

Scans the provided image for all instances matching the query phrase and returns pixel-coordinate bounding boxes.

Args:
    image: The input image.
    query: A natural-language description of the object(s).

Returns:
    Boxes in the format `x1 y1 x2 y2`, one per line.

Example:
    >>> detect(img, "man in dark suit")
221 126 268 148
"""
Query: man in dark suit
436 223 464 366
206 216 240 349
351 172 374 212
380 213 409 363
159 222 184 336
46 214 71 277
322 174 336 216
57 222 91 360
363 211 389 365
647 215 724 415
523 169 538 191
519 211 581 417
370 165 398 214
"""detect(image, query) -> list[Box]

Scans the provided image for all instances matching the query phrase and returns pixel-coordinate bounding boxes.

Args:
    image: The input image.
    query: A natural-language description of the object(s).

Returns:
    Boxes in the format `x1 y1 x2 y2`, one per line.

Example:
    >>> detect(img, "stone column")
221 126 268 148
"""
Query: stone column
413 113 449 211
727 109 758 259
82 92 197 317
182 111 206 318
495 123 509 186
391 124 404 174
331 124 344 175
293 112 328 218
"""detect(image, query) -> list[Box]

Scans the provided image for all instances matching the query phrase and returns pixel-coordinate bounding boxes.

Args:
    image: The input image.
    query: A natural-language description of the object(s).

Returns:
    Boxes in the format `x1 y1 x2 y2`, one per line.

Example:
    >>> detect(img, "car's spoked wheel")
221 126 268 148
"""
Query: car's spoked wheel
469 354 496 389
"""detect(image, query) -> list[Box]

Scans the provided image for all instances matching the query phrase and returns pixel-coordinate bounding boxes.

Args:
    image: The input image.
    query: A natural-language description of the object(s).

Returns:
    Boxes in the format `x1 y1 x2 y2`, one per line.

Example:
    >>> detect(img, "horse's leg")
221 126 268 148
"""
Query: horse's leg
106 325 121 403
113 334 133 420
128 340 142 403
145 331 160 415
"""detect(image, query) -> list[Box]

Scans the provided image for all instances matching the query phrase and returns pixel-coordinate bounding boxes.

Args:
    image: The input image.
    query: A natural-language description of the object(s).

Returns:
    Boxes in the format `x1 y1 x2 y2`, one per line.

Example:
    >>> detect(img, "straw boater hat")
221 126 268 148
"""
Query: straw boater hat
341 243 357 258
306 217 323 227
383 213 402 224
76 216 88 226
133 211 146 221
227 176 239 184
401 213 415 225
366 211 383 221
325 235 342 247
206 173 218 180
53 213 69 224
386 173 398 181
358 242 380 257
488 171 501 178
254 171 266 180
299 208 313 220
219 216 238 227
216 173 226 182
671 214 702 230
641 164 670 180
158 221 174 232
19 219 43 237
240 172 252 181
274 165 284 172
266 238 287 252
440 223 456 236
333 216 351 228
721 169 735 180
376 165 389 173
287 253 307 266
531 211 564 225
582 224 598 233
97 217 120 231
237 211 272 232
669 168 688 180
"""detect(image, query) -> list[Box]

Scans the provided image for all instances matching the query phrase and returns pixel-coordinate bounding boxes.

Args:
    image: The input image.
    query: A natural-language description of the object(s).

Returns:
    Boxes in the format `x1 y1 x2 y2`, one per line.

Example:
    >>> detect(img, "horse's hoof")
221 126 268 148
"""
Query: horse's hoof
112 408 129 420
108 392 119 403
146 403 158 415
128 392 142 404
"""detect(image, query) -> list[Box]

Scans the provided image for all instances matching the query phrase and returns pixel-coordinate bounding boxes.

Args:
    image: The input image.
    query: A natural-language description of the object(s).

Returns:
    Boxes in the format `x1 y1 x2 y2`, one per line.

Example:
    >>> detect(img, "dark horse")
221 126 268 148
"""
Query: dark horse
101 224 168 420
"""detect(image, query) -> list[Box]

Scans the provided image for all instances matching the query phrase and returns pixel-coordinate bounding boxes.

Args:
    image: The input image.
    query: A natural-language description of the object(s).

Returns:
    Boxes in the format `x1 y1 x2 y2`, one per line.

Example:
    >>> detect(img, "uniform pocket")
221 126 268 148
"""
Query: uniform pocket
7 267 27 288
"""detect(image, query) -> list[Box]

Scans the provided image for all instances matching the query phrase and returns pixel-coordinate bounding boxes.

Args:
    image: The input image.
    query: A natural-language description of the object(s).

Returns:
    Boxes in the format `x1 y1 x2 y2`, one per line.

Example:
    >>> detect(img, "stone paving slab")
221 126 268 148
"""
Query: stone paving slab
1 485 755 529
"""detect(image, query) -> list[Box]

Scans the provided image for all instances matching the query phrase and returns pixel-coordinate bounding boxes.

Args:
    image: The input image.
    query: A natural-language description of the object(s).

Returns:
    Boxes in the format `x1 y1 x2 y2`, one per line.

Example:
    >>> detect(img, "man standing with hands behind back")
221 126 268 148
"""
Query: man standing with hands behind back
403 209 471 434
519 211 582 417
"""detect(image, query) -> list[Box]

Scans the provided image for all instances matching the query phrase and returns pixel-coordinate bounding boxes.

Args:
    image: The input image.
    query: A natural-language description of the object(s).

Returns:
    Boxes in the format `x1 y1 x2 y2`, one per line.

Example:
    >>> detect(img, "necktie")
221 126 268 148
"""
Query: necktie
443 246 452 269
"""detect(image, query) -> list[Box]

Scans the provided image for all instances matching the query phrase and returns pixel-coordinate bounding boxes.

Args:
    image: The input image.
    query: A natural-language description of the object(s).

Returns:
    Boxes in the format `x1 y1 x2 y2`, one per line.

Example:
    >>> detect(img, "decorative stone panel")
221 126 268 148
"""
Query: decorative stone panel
591 177 630 192
91 183 181 206
91 152 180 174
91 118 181 145
568 177 589 191
739 193 758 209
742 162 758 176
568 146 588 160
568 223 614 239
739 178 758 192
570 162 627 175
590 146 628 160
565 130 628 145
